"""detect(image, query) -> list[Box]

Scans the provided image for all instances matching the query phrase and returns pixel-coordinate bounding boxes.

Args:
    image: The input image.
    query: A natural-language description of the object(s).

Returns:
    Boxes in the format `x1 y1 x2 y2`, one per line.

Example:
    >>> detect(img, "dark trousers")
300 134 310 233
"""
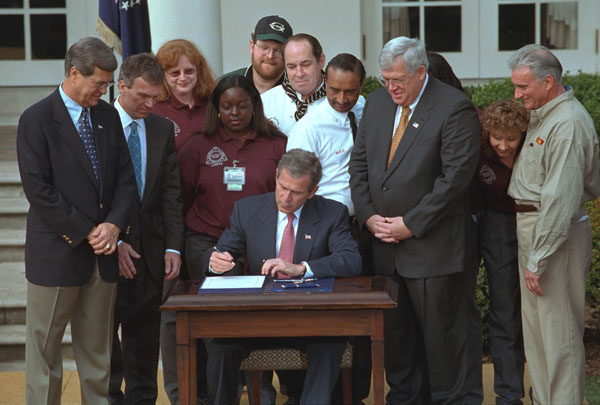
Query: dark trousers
466 210 525 405
161 231 244 404
109 257 163 404
384 272 469 405
333 218 374 404
206 337 345 405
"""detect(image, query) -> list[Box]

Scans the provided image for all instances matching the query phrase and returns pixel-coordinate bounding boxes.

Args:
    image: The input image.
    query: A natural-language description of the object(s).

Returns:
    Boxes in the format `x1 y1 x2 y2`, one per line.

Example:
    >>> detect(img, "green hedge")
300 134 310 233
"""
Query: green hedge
361 72 600 310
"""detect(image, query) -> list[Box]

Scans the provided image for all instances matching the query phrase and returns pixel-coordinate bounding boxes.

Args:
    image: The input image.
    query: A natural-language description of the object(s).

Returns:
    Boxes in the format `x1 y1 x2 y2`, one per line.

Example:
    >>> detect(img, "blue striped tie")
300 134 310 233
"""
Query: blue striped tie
127 121 143 198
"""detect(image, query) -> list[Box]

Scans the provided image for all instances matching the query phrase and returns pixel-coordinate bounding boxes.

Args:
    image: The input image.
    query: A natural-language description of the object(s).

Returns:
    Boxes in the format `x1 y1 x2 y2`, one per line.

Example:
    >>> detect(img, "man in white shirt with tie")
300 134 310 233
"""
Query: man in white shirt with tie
287 53 372 404
110 53 184 404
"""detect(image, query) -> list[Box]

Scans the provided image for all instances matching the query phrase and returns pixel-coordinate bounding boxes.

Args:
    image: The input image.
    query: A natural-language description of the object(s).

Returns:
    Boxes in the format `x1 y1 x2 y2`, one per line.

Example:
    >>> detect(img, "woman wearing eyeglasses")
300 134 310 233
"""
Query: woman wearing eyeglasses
153 39 216 151
153 38 217 404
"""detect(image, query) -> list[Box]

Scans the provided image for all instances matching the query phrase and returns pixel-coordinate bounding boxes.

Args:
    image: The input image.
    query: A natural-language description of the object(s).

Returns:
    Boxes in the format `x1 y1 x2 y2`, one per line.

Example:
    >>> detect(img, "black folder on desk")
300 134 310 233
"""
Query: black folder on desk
268 277 335 293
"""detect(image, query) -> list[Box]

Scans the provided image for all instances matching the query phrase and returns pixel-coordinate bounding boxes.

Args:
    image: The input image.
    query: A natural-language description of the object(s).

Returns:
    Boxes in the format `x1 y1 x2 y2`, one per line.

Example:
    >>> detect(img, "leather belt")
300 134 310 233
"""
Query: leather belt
515 203 538 213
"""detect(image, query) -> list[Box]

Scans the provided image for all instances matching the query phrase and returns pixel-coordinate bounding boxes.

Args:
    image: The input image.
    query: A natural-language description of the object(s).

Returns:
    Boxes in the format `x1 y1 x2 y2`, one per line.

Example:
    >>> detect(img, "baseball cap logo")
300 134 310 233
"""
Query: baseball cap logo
269 22 285 32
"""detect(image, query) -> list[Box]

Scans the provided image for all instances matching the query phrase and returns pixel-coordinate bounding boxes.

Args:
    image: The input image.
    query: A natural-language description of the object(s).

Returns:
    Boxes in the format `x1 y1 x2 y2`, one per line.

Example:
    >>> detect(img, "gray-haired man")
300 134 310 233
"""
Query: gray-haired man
508 44 600 404
18 37 137 404
349 37 480 403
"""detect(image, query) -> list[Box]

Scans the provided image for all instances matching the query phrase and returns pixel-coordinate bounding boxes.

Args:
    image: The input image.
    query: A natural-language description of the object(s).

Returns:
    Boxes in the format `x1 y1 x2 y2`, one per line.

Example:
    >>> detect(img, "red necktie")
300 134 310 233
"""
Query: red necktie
277 213 295 278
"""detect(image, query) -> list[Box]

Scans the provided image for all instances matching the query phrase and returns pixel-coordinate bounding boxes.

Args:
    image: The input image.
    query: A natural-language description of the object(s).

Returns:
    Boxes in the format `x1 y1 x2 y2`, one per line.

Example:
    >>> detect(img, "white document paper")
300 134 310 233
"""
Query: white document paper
200 275 266 290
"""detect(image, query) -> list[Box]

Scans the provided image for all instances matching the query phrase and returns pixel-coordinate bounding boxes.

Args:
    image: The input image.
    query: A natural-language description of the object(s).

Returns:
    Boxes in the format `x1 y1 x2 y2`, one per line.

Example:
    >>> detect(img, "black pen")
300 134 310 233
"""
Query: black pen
213 246 235 265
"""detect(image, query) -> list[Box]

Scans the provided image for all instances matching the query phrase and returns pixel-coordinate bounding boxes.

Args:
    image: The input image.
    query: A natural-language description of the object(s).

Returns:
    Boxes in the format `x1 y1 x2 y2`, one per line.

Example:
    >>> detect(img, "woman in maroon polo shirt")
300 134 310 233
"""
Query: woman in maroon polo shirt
178 75 287 273
153 39 216 151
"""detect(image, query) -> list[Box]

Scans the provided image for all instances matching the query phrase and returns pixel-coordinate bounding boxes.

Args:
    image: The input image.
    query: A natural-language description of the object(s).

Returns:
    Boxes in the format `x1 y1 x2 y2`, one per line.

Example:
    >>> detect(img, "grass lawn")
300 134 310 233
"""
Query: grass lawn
587 375 600 404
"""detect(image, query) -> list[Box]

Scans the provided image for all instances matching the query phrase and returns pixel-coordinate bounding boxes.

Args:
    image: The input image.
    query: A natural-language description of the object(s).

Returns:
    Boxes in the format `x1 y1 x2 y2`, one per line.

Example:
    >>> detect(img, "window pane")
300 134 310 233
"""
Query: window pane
30 0 65 7
499 4 534 51
383 7 419 44
425 6 461 52
541 2 577 49
0 15 25 60
0 1 23 8
30 14 66 59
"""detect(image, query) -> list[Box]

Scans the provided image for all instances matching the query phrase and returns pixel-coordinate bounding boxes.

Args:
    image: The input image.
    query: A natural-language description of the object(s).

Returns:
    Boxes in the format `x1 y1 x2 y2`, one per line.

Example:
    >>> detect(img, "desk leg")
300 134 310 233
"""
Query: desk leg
176 312 197 405
371 310 385 405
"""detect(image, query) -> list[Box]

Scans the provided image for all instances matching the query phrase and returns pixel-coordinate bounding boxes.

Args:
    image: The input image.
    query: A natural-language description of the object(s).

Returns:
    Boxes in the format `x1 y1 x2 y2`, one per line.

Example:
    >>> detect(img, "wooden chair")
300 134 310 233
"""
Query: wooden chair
237 341 354 405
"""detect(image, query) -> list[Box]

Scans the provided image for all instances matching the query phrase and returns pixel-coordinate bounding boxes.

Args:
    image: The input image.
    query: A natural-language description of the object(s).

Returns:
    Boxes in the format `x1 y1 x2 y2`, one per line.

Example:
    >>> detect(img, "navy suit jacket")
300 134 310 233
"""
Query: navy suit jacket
349 77 481 278
205 193 361 278
17 88 137 286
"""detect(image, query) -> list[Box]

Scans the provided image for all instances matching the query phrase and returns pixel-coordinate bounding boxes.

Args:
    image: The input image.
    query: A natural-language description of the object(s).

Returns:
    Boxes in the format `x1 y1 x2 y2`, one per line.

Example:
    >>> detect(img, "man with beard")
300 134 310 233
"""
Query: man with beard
222 15 292 94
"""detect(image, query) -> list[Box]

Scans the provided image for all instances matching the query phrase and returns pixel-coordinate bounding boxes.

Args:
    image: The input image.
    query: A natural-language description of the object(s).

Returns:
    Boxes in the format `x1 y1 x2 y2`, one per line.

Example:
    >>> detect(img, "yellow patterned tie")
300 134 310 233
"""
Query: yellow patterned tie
387 107 411 168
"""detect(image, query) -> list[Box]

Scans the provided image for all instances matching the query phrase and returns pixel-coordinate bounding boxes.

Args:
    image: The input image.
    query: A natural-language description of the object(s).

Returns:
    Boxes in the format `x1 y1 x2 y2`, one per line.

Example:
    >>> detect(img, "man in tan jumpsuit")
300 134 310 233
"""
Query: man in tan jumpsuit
508 44 600 404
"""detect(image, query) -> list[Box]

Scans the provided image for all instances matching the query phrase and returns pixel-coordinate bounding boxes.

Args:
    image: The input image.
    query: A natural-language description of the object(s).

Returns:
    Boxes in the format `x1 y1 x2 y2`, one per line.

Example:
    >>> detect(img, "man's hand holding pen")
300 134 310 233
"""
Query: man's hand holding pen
209 247 236 274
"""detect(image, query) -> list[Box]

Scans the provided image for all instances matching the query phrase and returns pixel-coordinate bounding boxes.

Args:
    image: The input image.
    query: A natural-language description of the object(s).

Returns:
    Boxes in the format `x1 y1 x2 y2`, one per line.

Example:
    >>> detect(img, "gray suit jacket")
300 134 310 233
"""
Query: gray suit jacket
122 113 184 282
204 193 361 278
349 77 480 278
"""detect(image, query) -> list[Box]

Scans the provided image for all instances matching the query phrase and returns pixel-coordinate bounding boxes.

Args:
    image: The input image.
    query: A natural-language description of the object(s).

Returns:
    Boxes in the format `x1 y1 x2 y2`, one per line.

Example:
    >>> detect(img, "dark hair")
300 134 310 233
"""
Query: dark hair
277 148 322 191
118 53 164 87
283 33 323 62
203 75 283 139
155 39 216 101
325 53 366 84
480 99 529 159
64 37 117 77
426 52 470 98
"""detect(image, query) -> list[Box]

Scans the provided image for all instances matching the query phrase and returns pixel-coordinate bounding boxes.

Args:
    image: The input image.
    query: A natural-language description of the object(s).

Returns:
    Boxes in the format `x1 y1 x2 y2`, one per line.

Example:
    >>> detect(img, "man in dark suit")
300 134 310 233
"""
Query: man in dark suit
17 37 137 404
349 37 480 404
206 148 361 405
108 53 184 404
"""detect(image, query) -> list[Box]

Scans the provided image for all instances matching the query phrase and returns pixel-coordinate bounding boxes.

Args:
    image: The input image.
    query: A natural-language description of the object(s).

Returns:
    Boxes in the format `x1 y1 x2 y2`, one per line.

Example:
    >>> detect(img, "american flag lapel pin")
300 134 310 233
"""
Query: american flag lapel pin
305 234 312 240
412 122 419 128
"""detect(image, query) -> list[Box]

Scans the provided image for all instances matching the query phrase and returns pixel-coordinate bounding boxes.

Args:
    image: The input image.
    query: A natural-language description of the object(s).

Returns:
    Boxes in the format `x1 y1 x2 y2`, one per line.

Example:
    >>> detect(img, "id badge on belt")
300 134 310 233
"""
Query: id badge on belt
224 161 245 191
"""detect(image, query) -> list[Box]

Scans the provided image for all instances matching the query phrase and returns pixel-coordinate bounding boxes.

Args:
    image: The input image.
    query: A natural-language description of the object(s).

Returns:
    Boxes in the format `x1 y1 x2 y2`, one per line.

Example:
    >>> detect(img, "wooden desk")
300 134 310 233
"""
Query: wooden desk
161 276 398 405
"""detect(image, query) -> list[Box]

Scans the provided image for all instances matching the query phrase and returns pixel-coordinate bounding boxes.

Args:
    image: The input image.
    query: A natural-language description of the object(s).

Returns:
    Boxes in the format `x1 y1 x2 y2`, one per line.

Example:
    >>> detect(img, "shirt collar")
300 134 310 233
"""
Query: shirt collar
296 79 325 100
530 85 573 123
167 94 205 110
408 73 429 112
59 82 85 118
217 126 258 142
114 96 143 129
277 204 304 224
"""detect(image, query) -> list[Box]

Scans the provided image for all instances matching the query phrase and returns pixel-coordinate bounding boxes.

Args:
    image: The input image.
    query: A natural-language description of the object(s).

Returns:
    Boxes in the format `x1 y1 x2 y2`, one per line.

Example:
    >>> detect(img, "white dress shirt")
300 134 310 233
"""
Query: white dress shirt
261 82 327 136
392 73 429 135
286 96 365 216
114 96 147 191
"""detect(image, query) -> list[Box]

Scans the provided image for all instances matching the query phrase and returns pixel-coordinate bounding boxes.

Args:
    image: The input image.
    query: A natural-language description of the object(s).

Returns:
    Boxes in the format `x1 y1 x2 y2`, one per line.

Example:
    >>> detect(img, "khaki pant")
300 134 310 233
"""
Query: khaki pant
25 265 117 405
516 210 590 404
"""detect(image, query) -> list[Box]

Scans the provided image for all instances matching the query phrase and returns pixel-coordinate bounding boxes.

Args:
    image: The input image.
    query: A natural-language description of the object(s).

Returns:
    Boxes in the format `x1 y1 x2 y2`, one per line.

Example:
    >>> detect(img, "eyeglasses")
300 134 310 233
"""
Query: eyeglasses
90 78 114 90
254 43 283 59
378 76 409 89
167 68 197 78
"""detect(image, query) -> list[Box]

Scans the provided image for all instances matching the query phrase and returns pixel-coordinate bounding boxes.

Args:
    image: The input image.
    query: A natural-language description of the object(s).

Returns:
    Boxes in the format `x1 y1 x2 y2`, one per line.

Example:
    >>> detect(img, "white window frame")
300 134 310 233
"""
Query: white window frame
0 0 86 86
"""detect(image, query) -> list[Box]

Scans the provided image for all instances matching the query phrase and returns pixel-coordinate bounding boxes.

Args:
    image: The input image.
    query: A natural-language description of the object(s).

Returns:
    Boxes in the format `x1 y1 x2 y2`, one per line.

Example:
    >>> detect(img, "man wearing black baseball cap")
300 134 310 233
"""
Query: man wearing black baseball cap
222 15 293 93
